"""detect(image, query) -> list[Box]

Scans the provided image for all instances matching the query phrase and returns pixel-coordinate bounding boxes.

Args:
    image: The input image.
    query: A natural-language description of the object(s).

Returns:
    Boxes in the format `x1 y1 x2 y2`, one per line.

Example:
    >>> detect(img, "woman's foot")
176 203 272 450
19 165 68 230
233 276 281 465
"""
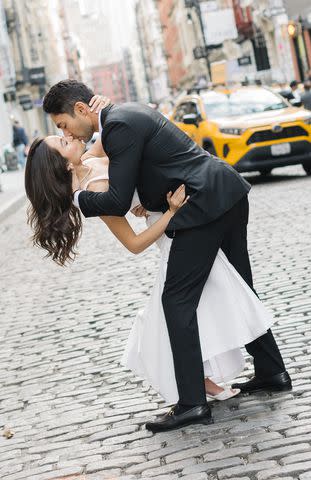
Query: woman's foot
205 378 240 401
206 386 240 400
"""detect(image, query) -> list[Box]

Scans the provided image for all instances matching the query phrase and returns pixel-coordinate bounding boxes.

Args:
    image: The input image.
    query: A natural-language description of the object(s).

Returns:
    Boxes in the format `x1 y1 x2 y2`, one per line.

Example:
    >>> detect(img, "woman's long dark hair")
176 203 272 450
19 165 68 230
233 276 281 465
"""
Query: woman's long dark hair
25 138 82 266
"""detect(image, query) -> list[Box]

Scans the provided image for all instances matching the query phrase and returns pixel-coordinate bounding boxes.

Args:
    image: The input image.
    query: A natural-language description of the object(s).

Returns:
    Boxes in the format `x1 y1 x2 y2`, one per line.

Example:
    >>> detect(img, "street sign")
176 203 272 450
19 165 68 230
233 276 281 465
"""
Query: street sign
238 56 252 66
18 94 33 111
29 67 46 85
22 102 33 111
3 90 16 102
200 4 237 46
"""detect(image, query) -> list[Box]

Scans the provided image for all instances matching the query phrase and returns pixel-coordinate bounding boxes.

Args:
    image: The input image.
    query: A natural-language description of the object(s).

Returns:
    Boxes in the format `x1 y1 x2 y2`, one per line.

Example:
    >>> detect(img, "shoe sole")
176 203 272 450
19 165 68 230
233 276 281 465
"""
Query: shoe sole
146 416 214 433
235 383 292 394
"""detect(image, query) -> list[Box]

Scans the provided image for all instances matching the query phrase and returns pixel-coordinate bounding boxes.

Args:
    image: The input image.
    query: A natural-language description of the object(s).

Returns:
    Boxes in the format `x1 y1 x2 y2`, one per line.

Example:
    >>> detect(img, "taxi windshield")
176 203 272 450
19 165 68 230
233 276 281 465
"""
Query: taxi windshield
202 89 287 118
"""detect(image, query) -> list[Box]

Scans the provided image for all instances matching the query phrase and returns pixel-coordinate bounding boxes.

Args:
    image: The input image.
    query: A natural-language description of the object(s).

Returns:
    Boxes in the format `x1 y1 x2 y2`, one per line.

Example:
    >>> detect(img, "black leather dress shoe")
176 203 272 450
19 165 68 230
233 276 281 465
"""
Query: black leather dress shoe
232 371 292 394
145 404 213 433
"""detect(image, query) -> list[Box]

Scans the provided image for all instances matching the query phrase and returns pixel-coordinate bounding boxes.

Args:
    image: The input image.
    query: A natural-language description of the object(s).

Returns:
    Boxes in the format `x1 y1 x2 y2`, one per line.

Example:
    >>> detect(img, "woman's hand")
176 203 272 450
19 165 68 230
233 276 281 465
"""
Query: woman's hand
89 95 111 113
131 204 149 218
167 184 189 214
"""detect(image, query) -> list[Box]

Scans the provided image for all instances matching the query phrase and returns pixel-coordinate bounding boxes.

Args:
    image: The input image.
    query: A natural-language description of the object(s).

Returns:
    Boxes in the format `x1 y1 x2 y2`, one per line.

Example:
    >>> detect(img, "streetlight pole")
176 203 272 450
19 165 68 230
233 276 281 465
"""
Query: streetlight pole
194 0 211 80
135 7 152 102
185 0 211 81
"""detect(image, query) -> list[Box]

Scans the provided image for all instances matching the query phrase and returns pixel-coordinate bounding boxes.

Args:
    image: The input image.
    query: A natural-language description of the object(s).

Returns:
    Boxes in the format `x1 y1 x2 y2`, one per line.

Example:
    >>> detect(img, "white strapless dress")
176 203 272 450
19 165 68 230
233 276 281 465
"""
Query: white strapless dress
121 192 275 404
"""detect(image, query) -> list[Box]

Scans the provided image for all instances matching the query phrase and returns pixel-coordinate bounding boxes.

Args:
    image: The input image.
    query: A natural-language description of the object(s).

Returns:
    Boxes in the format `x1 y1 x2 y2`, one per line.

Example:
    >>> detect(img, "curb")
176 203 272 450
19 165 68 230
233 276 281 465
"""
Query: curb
0 193 26 223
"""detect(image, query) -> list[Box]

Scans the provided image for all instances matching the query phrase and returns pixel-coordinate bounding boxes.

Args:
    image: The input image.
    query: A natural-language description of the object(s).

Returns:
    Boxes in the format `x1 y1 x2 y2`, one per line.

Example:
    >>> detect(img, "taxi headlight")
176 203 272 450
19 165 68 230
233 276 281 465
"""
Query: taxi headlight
219 127 245 135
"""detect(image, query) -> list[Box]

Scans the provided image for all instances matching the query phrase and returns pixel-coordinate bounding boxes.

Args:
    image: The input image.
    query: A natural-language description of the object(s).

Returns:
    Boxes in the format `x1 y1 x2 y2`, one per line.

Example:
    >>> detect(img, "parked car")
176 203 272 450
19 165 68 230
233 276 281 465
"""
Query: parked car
171 86 311 175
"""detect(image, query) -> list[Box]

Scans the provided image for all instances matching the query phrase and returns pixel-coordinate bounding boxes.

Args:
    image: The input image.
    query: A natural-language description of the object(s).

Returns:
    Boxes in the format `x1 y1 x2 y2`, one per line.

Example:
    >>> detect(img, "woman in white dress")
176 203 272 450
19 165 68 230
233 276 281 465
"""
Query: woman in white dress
25 133 275 405
122 203 274 405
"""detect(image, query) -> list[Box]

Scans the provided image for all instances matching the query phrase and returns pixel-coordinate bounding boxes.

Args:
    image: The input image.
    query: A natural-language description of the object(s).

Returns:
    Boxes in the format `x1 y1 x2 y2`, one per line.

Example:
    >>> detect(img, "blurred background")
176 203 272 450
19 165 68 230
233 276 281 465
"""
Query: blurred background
0 0 311 175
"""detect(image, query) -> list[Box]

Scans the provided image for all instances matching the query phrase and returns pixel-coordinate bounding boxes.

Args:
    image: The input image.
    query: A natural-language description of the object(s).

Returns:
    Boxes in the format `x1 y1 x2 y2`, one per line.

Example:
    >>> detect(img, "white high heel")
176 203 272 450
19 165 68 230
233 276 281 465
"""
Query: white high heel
206 386 240 401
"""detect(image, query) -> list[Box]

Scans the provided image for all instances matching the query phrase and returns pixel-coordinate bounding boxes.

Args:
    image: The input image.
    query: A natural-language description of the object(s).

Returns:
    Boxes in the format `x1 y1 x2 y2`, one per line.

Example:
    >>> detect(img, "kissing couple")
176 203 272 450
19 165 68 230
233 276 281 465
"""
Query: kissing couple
25 80 292 433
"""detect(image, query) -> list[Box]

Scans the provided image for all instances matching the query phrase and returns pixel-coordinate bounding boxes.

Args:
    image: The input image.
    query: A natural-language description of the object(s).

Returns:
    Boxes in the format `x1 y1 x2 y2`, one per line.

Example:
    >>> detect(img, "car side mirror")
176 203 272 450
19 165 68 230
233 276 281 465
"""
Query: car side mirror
183 113 200 127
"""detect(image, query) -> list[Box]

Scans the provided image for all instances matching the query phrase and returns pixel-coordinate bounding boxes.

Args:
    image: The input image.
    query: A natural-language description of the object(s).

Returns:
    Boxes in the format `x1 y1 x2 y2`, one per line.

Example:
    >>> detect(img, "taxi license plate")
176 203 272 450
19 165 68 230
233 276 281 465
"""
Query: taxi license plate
271 143 291 156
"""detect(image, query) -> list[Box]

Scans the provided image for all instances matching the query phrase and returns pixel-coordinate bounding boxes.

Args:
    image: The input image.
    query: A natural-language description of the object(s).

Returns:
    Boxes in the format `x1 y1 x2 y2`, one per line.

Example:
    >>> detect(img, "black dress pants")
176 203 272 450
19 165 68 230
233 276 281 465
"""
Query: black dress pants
162 195 285 406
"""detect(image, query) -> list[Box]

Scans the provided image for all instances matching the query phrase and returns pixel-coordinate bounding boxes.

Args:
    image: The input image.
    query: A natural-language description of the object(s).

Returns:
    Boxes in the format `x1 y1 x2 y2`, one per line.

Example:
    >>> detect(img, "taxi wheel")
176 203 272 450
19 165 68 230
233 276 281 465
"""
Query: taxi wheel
259 168 272 176
303 163 311 176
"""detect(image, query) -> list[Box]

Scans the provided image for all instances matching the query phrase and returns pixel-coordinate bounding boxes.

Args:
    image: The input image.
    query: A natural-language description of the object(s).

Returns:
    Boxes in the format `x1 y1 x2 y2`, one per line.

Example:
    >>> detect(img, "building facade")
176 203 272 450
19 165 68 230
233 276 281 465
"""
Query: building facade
2 0 71 137
199 0 295 85
154 0 296 88
59 4 82 81
0 0 15 146
157 0 209 90
127 21 150 103
91 61 130 104
123 48 138 102
136 0 170 102
284 0 311 81
249 0 295 83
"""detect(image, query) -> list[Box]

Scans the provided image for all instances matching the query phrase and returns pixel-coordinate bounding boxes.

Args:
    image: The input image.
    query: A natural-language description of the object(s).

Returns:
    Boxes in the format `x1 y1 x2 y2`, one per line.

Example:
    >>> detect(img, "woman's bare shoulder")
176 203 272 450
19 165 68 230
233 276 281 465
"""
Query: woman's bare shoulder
82 156 109 169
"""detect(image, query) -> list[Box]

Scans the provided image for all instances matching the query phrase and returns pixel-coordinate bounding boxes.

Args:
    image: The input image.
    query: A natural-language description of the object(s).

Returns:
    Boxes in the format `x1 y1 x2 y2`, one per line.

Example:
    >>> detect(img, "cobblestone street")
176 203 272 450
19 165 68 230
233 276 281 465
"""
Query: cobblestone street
2 165 311 480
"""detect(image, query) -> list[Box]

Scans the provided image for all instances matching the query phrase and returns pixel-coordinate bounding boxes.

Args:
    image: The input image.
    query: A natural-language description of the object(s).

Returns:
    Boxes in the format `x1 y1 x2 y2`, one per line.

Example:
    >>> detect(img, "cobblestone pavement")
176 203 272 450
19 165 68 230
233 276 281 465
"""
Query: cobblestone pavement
1 165 311 480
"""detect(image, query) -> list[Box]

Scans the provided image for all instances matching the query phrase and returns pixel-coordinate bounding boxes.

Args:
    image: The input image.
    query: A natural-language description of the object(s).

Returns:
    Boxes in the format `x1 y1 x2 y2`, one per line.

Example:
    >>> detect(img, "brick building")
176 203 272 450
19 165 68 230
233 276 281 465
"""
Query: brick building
156 0 207 90
285 0 311 81
91 62 130 104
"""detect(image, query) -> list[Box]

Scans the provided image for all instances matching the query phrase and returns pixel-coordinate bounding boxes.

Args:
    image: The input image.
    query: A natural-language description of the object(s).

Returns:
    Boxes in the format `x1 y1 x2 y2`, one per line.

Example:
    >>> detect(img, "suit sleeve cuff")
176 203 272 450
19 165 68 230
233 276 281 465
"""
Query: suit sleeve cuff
73 190 82 208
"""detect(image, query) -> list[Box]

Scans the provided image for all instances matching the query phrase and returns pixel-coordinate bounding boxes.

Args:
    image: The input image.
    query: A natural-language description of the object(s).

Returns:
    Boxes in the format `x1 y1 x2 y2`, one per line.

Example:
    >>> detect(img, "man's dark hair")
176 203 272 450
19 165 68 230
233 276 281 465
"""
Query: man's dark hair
290 80 298 89
43 79 94 116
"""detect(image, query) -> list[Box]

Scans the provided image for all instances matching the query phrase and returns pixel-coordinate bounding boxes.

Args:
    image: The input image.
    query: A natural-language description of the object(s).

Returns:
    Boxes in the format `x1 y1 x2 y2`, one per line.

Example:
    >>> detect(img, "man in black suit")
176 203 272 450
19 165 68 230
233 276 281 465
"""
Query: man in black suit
43 80 291 433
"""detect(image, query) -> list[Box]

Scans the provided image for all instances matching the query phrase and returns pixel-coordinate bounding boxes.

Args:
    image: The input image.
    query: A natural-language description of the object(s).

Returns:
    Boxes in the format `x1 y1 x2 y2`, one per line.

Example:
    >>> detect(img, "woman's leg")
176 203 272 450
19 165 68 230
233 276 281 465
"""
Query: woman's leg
204 377 237 395
205 377 226 395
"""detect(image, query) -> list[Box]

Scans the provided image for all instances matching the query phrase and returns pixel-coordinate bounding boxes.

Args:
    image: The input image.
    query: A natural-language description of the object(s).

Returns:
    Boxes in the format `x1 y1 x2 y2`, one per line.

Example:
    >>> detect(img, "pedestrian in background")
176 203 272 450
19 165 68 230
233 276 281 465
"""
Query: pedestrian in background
12 120 29 169
301 81 311 111
289 80 301 103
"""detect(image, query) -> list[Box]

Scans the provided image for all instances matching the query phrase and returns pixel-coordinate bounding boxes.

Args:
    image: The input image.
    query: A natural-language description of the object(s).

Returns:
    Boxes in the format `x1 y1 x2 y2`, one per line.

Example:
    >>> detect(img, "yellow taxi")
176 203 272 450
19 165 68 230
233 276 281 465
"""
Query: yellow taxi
171 86 311 175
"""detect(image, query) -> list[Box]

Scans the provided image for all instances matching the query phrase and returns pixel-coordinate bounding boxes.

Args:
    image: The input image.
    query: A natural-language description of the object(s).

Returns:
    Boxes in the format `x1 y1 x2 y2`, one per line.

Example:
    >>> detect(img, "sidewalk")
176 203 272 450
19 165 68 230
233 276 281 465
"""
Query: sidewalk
0 169 26 222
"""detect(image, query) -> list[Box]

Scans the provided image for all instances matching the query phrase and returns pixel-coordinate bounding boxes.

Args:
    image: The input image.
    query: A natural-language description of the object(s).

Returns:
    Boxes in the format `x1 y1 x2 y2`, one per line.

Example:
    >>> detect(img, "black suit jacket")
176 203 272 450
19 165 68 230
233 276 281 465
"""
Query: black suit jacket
78 103 251 234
